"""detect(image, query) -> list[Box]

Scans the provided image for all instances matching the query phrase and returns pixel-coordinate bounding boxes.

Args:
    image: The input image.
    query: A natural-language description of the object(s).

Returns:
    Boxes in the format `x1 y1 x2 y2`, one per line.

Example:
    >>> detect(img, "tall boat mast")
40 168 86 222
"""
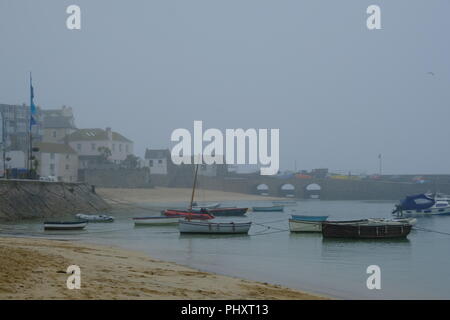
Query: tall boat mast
189 163 199 210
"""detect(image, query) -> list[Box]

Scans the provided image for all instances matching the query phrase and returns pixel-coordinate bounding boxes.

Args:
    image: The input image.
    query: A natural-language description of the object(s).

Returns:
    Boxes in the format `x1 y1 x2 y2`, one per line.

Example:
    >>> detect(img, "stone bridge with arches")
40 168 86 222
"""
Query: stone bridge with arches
194 175 450 200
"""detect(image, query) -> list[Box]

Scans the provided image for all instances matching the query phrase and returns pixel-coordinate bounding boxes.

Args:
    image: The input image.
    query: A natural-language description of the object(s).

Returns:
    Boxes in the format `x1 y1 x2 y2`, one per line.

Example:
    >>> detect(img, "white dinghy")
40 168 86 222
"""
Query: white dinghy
133 216 180 226
179 220 252 234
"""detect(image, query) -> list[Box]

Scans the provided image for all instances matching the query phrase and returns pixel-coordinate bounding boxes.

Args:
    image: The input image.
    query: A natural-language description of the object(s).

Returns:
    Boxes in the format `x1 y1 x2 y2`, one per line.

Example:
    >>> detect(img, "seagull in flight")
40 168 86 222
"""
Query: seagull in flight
427 71 435 76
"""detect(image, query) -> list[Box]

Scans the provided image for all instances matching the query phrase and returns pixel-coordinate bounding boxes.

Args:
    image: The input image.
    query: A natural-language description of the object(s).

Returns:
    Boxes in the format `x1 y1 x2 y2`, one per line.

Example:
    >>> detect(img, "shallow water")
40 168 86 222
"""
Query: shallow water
1 199 450 299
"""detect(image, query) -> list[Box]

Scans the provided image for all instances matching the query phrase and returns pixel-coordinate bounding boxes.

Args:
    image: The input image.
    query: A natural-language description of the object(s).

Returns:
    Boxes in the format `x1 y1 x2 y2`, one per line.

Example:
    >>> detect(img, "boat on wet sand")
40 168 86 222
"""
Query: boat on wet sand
133 216 180 226
44 220 88 231
179 220 252 234
289 215 329 232
322 220 412 239
252 205 284 212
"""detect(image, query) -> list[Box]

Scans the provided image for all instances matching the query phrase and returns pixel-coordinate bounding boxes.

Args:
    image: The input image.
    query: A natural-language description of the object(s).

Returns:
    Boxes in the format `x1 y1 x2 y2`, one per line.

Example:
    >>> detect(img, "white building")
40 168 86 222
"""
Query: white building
65 127 133 168
144 149 172 174
36 142 78 182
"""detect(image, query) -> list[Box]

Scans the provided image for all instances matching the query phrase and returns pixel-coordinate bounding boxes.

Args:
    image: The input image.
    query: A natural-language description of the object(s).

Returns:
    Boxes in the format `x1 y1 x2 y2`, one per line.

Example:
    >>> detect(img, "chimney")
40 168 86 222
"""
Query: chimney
106 127 112 141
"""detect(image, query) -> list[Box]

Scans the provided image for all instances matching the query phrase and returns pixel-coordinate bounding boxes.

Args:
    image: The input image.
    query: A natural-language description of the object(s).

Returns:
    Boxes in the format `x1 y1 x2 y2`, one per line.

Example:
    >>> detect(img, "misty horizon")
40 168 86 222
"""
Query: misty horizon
1 1 450 175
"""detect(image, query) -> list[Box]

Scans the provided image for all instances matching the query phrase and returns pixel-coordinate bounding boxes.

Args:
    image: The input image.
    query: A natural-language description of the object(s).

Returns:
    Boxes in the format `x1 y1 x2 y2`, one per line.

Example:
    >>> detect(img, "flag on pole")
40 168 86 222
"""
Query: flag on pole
30 73 37 129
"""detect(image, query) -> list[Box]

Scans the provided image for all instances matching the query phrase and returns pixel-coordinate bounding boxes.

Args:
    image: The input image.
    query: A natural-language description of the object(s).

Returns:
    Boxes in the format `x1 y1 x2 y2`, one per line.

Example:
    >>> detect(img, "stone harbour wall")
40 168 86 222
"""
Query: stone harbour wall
0 179 110 221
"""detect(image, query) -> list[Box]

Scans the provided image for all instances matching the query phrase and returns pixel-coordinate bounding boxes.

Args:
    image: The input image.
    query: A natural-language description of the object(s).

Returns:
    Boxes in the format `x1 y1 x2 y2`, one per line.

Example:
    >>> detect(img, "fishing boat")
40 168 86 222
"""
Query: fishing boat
322 220 412 239
44 220 88 231
133 216 180 226
179 220 252 234
75 213 114 222
252 205 284 212
392 193 450 216
205 207 248 216
289 215 328 232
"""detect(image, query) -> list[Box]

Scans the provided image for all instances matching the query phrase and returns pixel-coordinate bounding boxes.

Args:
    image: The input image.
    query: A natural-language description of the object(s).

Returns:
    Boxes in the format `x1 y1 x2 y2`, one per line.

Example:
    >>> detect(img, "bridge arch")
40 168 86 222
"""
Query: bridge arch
305 183 321 199
279 183 295 197
256 183 270 196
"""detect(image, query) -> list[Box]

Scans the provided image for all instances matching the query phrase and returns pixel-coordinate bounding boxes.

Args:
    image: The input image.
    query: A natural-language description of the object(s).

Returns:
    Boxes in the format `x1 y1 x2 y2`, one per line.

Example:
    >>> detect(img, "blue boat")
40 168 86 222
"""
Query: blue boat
291 215 328 222
252 205 284 212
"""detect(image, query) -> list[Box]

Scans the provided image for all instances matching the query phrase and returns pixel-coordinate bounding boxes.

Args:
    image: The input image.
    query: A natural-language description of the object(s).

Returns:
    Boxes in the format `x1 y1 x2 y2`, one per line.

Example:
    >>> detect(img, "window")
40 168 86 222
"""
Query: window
65 164 69 170
126 144 129 153
52 130 57 138
158 159 163 164
66 154 70 160
91 143 96 151
149 160 153 167
50 153 55 160
119 144 122 152
112 144 115 151
77 144 81 151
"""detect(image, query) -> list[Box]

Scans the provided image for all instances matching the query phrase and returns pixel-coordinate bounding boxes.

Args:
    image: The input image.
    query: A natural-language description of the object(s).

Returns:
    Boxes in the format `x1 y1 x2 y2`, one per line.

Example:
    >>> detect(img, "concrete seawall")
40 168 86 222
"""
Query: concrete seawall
0 180 110 221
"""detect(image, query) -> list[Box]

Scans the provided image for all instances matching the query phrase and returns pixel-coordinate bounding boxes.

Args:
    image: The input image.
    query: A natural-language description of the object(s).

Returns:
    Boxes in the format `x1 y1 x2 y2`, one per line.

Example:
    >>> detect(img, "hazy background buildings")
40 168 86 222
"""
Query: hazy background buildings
1 1 450 175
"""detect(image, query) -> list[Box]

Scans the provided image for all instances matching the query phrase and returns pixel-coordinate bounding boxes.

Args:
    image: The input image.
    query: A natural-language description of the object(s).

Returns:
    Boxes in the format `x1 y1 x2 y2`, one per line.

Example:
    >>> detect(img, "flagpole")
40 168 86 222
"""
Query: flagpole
29 72 33 179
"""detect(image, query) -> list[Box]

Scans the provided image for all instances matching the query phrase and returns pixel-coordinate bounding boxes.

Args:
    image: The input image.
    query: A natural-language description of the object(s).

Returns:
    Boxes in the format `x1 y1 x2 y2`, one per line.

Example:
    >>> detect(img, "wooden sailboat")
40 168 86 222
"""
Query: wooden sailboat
178 162 252 234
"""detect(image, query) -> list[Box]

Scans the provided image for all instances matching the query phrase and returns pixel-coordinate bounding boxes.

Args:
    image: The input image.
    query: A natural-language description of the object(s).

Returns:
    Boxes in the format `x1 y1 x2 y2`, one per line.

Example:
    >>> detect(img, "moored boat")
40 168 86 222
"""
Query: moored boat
75 213 114 222
44 220 88 231
272 200 297 206
322 220 412 239
133 216 180 226
205 207 248 216
252 205 284 212
191 202 221 210
163 209 214 220
289 215 329 232
392 193 450 216
179 220 252 234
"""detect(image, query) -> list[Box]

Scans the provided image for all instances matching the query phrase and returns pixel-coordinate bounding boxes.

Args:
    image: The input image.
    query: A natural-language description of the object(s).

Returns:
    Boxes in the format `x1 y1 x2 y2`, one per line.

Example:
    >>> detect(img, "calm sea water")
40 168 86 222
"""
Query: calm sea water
1 200 450 299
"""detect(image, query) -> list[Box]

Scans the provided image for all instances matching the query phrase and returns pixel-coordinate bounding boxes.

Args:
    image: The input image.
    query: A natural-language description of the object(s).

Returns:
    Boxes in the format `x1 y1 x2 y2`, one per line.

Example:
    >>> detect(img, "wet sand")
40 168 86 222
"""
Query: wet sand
0 237 324 300
97 187 284 205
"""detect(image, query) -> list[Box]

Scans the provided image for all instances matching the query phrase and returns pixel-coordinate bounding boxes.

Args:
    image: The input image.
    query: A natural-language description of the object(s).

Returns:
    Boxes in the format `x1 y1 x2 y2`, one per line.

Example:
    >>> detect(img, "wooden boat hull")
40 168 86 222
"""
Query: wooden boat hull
252 206 284 212
206 207 248 216
163 210 214 220
289 219 322 232
133 216 180 225
179 220 252 234
44 221 88 230
322 222 412 239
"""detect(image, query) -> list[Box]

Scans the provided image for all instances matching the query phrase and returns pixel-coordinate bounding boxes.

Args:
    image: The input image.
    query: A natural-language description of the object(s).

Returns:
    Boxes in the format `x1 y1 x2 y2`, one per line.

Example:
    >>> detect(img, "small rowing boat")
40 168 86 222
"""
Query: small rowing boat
322 220 412 239
179 220 252 234
252 205 284 212
289 215 329 232
75 213 114 222
133 216 180 226
44 220 88 231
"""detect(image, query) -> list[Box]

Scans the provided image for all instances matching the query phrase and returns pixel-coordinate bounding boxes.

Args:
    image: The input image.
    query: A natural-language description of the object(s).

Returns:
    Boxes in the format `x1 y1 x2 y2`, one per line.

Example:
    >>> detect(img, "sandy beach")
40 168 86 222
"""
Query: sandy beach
0 237 324 300
97 187 284 205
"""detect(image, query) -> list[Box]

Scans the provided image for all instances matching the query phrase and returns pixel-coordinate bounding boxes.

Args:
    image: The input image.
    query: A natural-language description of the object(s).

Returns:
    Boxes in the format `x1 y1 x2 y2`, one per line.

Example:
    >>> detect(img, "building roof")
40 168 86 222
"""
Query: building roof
65 128 132 143
145 149 171 159
36 142 77 154
42 107 76 129
43 116 76 129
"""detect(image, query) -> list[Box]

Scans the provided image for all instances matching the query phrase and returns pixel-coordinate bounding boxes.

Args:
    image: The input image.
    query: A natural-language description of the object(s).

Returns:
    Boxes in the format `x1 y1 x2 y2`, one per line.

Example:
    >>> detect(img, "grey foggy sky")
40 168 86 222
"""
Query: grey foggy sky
1 0 449 174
